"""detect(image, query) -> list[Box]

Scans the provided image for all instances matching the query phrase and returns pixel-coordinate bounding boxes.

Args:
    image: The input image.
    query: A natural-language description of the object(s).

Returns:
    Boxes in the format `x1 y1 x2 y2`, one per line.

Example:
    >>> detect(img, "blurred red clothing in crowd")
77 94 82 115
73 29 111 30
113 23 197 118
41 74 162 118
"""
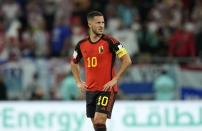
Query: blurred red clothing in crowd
169 30 195 57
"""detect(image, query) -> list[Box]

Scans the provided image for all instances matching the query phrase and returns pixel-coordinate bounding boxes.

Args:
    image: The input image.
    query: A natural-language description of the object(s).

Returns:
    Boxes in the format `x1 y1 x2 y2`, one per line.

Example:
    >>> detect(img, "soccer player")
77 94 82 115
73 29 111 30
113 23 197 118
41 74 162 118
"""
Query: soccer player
71 11 131 131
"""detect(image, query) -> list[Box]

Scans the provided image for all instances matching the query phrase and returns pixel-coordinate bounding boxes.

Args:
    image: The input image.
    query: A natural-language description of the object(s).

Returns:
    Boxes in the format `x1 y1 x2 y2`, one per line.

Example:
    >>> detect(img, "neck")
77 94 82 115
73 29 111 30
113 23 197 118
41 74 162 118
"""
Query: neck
89 31 102 42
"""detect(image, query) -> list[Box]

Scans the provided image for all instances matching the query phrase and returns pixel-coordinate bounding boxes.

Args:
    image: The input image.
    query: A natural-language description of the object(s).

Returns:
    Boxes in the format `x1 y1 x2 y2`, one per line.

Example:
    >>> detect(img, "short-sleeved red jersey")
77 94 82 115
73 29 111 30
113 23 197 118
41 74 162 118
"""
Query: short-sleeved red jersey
72 34 127 92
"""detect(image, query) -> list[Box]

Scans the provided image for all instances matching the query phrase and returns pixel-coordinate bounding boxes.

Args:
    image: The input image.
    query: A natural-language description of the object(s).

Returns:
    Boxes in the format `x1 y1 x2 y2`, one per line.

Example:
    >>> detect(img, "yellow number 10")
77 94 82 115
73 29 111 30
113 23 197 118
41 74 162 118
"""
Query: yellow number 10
97 96 108 106
87 57 97 67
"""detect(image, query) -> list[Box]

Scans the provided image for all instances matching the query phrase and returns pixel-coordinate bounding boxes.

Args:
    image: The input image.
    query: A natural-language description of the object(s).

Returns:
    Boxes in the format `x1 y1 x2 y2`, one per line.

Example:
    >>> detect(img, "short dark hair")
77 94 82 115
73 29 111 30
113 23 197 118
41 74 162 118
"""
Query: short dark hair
87 11 103 21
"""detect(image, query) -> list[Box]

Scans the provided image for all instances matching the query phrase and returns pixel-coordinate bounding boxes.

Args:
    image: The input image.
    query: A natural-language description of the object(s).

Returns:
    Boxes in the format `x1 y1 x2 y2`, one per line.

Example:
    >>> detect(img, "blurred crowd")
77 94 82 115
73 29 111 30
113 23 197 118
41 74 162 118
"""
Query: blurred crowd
0 0 201 62
0 0 202 101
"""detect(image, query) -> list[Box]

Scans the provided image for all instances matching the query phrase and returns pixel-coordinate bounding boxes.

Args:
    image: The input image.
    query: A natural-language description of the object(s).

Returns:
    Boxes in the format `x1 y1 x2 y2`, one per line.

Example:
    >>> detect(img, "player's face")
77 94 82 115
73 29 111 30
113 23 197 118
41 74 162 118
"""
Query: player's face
89 16 104 35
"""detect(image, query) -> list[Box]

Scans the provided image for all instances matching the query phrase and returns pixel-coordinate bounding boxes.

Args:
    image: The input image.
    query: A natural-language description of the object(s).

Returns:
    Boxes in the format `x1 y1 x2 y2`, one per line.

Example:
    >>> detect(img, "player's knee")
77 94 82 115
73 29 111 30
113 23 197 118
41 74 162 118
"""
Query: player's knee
94 116 106 125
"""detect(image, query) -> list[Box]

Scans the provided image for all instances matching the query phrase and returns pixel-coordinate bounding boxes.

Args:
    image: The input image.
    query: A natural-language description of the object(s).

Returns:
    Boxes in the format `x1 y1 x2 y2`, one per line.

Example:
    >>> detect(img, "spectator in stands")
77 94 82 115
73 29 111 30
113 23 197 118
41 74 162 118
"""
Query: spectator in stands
51 16 72 57
148 0 182 32
168 23 196 63
71 0 91 28
195 26 202 58
6 19 21 60
0 17 8 61
20 25 35 58
112 21 139 59
24 72 44 100
117 0 139 28
60 69 84 100
43 0 58 31
15 0 26 8
156 17 174 56
31 88 44 100
71 16 87 46
32 19 50 58
57 0 73 27
26 1 43 30
91 0 109 14
1 0 21 27
0 75 7 100
153 70 176 100
136 23 158 55
191 0 202 34
105 2 122 33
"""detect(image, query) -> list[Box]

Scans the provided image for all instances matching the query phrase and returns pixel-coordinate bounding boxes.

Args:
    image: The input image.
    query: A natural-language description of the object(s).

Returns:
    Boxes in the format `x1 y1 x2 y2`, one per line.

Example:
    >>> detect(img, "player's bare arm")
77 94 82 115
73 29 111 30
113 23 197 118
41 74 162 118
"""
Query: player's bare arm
71 62 87 92
103 54 132 91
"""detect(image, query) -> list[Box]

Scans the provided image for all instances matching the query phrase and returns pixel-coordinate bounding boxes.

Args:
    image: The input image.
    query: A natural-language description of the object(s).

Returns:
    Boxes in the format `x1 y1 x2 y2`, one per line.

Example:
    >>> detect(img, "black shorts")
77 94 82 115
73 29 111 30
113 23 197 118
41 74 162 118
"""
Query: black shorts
86 91 117 119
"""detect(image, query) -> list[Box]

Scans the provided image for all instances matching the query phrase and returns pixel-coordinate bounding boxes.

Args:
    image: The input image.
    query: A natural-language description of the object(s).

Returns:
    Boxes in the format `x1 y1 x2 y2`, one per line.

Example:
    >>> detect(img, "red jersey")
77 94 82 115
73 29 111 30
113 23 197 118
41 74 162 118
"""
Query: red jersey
72 34 127 92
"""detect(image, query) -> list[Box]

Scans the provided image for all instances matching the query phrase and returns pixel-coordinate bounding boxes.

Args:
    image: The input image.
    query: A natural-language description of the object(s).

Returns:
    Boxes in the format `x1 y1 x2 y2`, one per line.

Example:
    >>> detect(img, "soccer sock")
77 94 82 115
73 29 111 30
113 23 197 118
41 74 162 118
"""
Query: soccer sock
94 124 106 131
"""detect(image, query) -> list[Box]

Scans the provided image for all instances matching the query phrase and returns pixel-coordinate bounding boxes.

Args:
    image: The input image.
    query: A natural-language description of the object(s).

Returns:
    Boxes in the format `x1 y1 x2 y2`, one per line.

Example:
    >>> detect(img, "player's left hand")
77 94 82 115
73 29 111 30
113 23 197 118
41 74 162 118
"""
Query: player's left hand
103 78 117 91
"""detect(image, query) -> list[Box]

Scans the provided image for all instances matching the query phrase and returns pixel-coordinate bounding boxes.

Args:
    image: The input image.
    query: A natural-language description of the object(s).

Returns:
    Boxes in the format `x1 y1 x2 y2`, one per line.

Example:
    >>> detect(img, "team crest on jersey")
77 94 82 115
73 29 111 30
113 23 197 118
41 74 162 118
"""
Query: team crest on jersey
98 46 104 54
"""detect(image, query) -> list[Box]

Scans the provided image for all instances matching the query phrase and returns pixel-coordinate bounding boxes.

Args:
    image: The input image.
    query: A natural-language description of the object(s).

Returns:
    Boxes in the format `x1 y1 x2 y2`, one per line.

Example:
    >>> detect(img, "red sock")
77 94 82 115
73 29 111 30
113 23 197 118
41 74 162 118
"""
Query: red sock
94 124 106 131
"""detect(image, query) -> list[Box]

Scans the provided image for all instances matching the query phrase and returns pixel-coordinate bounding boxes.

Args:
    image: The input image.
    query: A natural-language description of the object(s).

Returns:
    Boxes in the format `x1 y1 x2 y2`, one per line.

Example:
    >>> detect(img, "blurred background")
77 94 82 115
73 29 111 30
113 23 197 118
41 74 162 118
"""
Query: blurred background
0 0 201 101
0 0 202 130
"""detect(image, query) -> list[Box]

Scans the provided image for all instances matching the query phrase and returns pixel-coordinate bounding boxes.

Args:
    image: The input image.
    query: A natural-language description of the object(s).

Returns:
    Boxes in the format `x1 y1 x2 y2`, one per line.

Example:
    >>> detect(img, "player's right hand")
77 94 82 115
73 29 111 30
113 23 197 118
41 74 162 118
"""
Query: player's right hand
77 81 88 92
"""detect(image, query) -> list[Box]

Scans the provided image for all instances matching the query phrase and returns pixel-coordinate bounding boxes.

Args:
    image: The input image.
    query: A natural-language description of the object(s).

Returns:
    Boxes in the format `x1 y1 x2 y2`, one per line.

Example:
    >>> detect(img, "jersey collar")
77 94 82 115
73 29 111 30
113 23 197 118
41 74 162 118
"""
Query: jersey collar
88 34 104 44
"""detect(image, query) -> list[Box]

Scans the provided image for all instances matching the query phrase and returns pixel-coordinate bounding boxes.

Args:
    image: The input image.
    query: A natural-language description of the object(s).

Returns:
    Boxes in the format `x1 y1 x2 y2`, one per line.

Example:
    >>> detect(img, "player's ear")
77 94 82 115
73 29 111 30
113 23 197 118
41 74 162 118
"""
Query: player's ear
88 21 92 28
